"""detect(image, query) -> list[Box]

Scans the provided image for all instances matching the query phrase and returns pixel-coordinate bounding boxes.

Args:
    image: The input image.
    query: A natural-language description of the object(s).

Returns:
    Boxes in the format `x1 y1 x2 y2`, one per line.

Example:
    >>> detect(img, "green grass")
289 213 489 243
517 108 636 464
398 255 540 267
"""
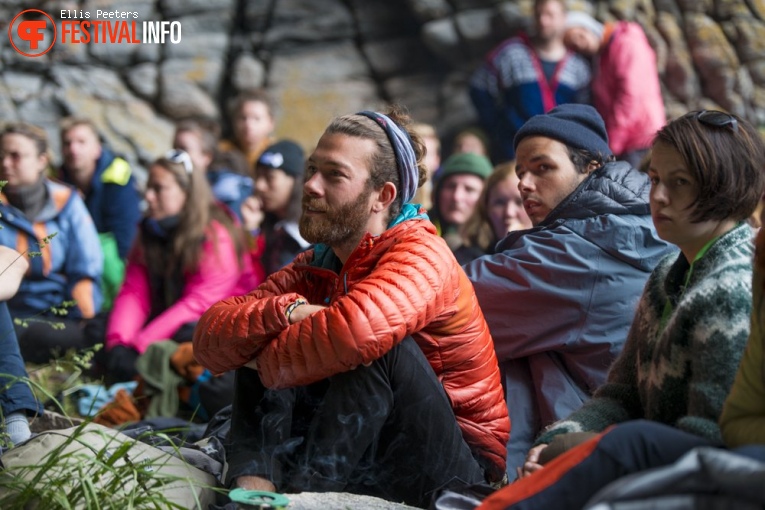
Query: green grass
0 349 223 509
25 347 101 418
0 421 220 509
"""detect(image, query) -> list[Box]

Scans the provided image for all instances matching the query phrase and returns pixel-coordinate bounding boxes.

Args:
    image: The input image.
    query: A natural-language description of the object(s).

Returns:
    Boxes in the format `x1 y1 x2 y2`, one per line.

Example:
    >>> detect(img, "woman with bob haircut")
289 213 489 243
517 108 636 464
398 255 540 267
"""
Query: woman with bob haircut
477 110 765 510
103 149 255 382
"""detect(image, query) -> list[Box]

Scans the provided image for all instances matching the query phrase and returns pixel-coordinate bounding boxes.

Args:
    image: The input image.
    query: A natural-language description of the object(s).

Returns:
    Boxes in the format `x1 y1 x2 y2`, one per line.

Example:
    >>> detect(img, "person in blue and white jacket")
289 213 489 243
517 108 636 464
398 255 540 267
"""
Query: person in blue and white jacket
469 0 591 163
0 122 102 364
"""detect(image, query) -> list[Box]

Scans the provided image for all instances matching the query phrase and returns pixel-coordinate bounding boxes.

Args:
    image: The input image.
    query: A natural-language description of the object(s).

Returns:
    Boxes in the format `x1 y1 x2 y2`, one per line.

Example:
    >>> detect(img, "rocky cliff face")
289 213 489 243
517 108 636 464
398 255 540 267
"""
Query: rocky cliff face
2 0 763 176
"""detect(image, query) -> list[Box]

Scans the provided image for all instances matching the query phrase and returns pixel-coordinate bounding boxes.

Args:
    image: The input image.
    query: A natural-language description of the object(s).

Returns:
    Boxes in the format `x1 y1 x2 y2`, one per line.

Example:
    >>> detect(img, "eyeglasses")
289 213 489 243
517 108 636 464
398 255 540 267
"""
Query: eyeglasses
165 149 193 173
690 110 738 133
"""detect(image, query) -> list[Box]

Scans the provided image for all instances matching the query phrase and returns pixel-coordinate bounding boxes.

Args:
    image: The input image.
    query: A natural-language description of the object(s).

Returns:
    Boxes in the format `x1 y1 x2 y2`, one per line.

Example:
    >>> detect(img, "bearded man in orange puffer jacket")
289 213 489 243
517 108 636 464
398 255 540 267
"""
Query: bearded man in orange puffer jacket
193 106 509 507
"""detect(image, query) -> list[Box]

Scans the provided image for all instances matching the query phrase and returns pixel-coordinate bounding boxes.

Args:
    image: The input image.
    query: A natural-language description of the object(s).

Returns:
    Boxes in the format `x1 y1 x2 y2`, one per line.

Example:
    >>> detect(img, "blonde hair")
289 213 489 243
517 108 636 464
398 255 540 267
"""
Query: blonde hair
174 118 218 157
460 162 517 251
411 122 441 153
59 116 100 141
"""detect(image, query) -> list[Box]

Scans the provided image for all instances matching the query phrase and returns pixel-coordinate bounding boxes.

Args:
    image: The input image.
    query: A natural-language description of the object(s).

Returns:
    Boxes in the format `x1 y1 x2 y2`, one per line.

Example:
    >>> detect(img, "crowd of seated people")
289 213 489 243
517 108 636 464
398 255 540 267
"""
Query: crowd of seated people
1 55 764 510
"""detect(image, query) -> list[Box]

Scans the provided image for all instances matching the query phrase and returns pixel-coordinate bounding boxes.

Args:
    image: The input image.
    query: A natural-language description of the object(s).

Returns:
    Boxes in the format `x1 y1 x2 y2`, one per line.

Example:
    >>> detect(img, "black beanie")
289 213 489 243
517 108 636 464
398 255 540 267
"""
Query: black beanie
257 140 305 178
513 104 612 156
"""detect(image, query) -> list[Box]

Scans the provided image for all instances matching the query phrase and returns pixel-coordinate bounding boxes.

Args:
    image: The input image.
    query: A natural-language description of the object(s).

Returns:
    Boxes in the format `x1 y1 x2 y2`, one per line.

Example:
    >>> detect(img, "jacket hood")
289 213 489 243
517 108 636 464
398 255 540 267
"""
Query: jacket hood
546 160 651 223
1 179 77 225
496 161 673 272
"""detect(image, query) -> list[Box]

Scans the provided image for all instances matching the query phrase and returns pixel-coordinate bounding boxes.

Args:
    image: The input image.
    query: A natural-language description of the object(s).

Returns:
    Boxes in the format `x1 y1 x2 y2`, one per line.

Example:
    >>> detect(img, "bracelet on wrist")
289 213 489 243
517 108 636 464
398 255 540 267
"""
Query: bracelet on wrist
285 299 308 322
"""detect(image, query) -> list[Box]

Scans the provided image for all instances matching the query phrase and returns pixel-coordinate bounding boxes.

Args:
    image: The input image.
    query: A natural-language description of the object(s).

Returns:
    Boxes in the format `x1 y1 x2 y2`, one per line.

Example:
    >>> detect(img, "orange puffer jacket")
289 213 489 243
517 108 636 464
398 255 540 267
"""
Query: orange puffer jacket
193 215 509 480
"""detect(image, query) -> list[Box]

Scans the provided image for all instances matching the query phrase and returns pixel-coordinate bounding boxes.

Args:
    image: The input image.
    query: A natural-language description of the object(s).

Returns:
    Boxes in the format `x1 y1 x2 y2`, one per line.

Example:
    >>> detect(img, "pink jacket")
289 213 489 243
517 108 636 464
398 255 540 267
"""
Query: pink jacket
593 22 666 156
106 220 255 353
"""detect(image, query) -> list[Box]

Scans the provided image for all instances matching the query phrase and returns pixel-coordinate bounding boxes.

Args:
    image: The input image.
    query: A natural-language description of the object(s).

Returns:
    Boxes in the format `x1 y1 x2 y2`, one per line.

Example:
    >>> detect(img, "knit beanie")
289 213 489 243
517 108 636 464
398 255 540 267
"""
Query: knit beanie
439 153 493 182
514 103 612 156
565 11 604 39
257 140 305 178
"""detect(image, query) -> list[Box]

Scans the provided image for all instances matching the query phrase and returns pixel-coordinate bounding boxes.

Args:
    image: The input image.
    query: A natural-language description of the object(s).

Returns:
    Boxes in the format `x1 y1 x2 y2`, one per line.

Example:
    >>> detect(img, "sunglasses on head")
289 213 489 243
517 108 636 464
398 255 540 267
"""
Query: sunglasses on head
165 149 194 174
258 151 284 170
689 110 739 133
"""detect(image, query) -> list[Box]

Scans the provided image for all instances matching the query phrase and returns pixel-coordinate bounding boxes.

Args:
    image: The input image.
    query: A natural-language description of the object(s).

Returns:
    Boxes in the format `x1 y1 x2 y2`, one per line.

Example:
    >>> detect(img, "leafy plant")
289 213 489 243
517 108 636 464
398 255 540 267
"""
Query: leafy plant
0 367 223 509
25 344 102 418
0 418 221 509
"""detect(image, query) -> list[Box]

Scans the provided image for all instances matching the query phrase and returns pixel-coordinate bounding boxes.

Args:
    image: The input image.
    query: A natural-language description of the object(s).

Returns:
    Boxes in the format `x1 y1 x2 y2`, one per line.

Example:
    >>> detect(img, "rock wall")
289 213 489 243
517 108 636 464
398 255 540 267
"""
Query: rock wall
2 0 764 178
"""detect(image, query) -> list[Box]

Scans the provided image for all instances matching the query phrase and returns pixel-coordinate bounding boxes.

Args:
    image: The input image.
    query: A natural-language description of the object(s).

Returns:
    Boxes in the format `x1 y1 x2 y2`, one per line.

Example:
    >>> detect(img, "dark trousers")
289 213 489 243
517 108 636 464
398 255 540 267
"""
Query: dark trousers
0 302 42 417
226 336 485 508
492 420 725 510
15 317 92 365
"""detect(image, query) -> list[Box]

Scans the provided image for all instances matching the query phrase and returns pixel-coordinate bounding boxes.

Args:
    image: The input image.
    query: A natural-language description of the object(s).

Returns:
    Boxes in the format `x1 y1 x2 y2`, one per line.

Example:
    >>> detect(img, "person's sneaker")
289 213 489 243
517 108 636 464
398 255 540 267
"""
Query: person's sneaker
29 409 83 433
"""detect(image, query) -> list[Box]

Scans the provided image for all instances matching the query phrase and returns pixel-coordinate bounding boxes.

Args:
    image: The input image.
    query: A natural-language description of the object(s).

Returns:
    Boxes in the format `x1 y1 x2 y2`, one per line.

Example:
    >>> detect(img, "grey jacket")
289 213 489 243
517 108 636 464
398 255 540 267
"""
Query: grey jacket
463 161 673 479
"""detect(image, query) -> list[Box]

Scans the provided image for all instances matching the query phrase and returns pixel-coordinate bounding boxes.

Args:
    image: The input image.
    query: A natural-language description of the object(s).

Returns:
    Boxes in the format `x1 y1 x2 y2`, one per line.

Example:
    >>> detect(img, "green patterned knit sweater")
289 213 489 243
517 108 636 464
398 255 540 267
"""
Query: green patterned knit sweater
536 222 755 445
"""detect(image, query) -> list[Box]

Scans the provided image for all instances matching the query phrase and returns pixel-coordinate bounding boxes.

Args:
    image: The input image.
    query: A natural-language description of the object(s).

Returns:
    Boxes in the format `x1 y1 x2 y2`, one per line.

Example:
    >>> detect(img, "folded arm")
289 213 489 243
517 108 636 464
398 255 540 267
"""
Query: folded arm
193 254 313 374
255 237 456 389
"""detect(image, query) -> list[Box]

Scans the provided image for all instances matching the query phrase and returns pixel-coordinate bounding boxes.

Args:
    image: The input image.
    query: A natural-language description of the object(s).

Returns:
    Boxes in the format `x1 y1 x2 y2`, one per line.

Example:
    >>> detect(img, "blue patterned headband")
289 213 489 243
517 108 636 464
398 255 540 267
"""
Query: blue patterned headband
356 111 419 205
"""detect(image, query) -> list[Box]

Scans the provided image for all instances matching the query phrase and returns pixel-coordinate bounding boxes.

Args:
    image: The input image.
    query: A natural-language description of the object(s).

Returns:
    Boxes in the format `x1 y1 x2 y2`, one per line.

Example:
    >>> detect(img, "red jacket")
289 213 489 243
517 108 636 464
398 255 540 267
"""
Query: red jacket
194 214 509 480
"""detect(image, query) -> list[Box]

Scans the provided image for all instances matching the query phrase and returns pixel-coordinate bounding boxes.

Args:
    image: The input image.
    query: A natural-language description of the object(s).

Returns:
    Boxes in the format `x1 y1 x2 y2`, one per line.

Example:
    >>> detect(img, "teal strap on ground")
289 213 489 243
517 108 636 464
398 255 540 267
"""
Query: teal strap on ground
228 488 290 508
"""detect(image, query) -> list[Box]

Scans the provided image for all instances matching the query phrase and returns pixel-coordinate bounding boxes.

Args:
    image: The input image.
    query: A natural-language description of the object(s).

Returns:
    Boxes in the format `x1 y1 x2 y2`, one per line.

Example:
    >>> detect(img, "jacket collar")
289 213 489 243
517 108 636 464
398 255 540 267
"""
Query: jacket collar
495 161 654 253
542 160 651 225
0 179 74 225
663 222 753 300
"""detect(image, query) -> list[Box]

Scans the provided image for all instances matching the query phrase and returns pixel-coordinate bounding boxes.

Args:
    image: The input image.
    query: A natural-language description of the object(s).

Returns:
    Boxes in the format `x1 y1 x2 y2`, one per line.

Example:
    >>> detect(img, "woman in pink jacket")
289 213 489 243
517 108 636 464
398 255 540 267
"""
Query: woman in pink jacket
564 12 666 167
103 150 255 382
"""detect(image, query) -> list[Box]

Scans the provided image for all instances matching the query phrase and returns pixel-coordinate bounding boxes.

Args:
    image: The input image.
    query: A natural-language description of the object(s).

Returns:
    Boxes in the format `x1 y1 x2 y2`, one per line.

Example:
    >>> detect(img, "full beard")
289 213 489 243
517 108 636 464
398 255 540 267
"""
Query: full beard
299 188 372 249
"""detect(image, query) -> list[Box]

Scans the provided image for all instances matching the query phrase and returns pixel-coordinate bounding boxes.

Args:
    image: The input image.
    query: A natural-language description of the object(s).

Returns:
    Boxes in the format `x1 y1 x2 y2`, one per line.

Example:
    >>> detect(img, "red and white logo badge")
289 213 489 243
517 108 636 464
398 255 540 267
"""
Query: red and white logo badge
8 9 56 57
